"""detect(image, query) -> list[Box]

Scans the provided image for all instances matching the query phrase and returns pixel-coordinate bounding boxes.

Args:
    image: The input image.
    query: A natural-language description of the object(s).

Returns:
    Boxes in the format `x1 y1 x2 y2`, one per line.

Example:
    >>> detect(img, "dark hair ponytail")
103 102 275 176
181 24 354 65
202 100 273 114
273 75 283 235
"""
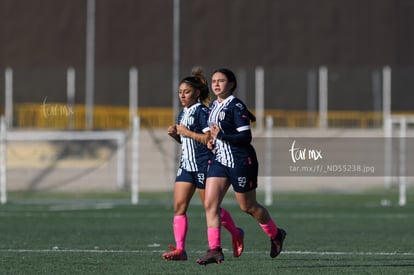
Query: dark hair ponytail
180 67 210 105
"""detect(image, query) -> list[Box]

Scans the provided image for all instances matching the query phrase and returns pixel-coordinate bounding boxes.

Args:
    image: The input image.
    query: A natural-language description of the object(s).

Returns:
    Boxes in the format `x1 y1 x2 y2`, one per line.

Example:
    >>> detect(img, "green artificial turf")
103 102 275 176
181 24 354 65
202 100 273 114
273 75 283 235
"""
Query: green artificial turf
0 191 413 274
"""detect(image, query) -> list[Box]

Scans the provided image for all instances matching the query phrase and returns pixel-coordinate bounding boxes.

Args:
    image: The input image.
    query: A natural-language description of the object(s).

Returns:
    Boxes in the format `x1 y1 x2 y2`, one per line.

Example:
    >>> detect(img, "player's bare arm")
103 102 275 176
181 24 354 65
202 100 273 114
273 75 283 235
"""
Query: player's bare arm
176 124 210 144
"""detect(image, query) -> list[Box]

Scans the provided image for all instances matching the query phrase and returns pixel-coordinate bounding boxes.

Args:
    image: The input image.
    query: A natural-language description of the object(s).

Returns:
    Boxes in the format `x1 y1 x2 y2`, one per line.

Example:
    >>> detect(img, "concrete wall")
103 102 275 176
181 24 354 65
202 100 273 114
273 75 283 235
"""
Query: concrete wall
1 0 414 110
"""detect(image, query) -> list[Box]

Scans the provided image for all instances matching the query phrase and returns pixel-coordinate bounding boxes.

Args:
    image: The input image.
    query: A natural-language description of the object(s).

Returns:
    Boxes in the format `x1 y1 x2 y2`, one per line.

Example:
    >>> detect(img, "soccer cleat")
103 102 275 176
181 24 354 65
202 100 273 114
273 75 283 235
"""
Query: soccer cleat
270 228 286 258
232 228 244 257
196 248 224 265
162 244 188 261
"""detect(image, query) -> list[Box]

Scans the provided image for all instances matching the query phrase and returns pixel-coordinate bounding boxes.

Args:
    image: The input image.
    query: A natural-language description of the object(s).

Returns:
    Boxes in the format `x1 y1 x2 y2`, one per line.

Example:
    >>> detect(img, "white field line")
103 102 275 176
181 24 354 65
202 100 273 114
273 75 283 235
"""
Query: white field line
0 249 413 256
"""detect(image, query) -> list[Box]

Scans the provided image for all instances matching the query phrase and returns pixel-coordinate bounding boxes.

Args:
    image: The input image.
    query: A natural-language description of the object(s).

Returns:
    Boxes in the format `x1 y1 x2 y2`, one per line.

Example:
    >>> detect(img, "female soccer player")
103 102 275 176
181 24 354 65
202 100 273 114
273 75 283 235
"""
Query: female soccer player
196 68 286 265
162 68 244 261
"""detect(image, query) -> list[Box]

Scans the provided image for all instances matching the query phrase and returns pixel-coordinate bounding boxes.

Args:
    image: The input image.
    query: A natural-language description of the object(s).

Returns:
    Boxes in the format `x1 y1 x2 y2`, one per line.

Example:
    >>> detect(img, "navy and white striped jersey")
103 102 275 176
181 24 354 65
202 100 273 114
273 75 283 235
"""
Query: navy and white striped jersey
208 95 258 168
178 103 212 172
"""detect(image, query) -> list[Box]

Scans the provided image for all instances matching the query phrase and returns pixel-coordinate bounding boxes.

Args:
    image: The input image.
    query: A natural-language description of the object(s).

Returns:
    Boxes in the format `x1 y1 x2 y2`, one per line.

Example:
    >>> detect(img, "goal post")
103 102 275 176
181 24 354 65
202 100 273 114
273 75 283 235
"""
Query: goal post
0 116 131 205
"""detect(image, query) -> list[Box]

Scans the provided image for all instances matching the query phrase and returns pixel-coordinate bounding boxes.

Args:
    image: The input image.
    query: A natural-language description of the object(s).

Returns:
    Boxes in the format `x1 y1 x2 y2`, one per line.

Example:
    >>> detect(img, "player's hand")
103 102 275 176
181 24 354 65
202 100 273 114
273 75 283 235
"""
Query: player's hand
207 138 215 150
209 123 220 139
167 125 177 136
175 124 189 136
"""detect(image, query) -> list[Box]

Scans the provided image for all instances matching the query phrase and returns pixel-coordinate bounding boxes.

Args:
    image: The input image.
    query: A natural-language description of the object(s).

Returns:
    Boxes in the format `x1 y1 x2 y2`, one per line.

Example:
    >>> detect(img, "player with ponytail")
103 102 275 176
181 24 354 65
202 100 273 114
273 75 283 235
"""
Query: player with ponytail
162 68 244 261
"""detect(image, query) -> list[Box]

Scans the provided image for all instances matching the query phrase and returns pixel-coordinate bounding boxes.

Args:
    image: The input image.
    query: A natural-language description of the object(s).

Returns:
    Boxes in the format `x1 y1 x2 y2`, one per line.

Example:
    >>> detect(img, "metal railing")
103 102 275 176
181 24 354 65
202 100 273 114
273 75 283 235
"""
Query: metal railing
14 104 172 129
11 103 413 129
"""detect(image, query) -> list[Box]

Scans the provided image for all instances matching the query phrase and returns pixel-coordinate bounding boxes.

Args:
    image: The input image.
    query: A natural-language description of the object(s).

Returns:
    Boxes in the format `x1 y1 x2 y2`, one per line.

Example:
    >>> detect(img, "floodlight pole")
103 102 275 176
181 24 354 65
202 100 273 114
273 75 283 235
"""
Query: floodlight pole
172 0 180 121
172 0 181 166
85 0 95 130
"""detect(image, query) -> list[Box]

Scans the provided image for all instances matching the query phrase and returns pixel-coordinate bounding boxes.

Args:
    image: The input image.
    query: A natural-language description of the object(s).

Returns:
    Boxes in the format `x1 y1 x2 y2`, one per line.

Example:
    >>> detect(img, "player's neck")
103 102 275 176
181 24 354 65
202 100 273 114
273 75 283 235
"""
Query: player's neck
217 94 232 103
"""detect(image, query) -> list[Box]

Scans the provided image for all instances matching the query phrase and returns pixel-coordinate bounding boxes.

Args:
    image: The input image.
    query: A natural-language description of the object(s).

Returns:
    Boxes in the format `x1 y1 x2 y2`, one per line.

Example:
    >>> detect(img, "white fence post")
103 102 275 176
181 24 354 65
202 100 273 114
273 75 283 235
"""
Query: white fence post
383 66 392 188
5 68 13 129
131 116 140 205
318 66 328 129
67 67 76 129
129 67 139 124
398 117 406 206
255 66 264 132
264 116 273 206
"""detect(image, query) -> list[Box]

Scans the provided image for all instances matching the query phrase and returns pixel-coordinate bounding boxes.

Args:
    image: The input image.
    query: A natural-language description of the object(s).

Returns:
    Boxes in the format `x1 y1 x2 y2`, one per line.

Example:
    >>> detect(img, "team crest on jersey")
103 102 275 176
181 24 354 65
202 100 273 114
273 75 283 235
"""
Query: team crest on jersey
219 111 226 120
235 103 244 110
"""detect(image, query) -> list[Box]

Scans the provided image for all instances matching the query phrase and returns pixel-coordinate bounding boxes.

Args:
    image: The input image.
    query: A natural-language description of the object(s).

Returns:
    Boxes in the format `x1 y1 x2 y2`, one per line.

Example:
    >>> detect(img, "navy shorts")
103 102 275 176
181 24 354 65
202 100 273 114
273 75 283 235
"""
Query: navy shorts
207 159 258 193
175 167 207 189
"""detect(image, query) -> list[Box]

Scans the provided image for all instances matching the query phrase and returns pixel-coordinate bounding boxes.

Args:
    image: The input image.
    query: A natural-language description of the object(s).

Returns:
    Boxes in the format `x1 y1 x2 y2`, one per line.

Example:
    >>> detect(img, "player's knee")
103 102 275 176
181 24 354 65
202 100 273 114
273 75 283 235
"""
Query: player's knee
173 203 188 215
203 201 213 212
239 203 257 215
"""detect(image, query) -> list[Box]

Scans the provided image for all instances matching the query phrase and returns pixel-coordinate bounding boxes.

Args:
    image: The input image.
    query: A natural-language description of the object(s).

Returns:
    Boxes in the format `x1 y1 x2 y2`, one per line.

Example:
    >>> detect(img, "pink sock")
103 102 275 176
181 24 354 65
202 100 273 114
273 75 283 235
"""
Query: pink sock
173 214 188 250
207 227 221 249
259 219 278 239
220 208 240 238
